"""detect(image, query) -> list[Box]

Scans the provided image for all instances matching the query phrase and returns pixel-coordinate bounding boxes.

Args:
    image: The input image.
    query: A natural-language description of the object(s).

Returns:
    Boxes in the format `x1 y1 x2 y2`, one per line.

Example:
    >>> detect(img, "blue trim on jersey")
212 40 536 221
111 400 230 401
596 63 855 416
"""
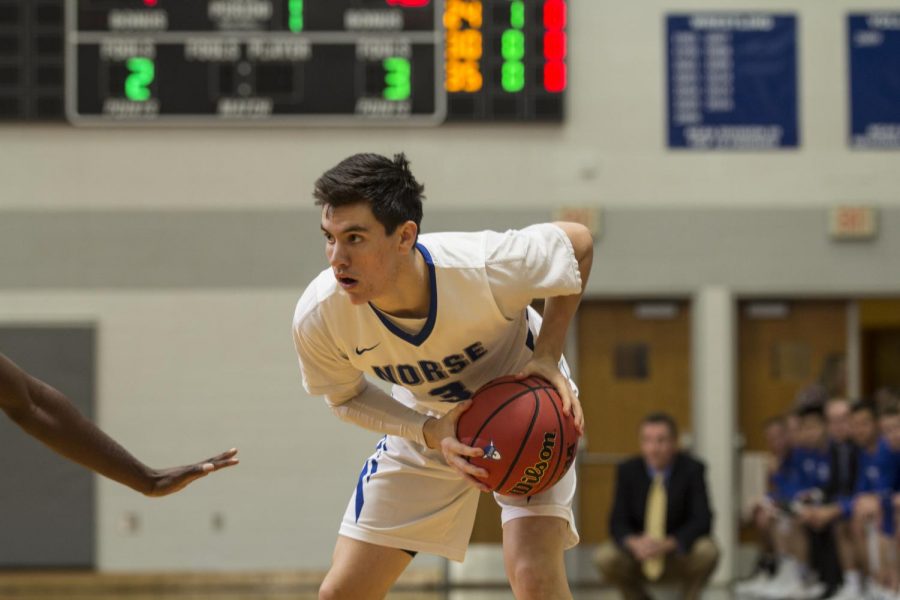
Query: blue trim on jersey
354 437 388 522
354 461 369 523
368 243 437 347
524 310 535 351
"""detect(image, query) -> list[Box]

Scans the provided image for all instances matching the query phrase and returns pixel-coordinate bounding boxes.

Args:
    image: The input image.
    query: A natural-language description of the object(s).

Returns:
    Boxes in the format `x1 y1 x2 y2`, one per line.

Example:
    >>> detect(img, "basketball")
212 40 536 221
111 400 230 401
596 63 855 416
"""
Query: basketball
456 375 580 497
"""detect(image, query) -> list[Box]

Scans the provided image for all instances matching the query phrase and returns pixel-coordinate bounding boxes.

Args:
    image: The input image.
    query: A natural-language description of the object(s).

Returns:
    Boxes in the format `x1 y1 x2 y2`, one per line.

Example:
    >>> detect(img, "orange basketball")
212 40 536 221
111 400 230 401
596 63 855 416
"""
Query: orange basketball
456 375 580 497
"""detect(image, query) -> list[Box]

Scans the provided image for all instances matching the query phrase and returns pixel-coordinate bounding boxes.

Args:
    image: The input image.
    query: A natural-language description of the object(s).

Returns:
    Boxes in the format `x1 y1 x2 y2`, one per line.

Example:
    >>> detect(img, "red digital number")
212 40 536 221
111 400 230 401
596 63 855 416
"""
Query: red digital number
386 0 430 7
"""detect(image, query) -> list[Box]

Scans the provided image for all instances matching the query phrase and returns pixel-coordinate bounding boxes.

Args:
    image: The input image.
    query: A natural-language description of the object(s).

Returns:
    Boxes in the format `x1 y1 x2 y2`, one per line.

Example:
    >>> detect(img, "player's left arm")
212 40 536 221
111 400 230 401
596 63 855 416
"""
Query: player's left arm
516 221 593 433
0 352 238 497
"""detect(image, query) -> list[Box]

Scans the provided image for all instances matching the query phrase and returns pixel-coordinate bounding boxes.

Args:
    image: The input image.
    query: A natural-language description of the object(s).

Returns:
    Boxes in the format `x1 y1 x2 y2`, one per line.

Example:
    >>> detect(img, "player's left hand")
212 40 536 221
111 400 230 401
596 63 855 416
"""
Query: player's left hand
142 448 240 497
423 402 491 493
515 356 584 435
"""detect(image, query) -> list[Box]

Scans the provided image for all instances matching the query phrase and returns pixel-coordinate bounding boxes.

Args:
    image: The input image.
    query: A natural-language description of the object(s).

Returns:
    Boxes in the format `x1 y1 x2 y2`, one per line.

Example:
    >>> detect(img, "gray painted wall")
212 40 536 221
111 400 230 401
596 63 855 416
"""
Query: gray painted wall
2 207 897 294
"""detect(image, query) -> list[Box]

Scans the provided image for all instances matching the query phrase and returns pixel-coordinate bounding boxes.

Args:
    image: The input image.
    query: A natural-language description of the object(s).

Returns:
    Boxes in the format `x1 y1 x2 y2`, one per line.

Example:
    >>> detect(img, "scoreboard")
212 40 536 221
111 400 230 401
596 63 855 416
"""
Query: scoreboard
66 0 568 124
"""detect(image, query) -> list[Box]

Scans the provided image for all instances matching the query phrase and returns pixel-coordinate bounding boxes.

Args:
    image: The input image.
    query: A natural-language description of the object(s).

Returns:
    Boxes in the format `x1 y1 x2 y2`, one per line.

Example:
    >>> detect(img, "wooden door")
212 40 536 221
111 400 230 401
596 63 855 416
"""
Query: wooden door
859 299 900 396
576 300 692 544
738 301 847 453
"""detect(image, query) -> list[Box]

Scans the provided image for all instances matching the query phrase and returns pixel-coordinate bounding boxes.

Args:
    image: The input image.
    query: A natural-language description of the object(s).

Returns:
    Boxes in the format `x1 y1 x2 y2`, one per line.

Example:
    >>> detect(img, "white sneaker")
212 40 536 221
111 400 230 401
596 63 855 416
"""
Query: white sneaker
752 560 802 598
867 583 895 600
826 580 863 600
751 575 788 598
735 570 776 597
798 581 826 599
756 578 824 600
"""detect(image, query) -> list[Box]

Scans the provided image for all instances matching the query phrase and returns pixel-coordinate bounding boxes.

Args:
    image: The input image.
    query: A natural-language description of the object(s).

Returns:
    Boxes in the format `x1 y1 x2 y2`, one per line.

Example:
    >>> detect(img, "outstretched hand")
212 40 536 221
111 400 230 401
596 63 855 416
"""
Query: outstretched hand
143 448 239 497
423 401 491 493
515 357 584 435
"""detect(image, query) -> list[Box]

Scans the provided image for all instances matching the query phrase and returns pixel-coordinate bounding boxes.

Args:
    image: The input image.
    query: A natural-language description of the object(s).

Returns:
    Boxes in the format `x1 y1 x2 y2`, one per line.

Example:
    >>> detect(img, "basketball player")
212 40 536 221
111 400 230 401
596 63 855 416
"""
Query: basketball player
0 352 238 496
293 153 593 600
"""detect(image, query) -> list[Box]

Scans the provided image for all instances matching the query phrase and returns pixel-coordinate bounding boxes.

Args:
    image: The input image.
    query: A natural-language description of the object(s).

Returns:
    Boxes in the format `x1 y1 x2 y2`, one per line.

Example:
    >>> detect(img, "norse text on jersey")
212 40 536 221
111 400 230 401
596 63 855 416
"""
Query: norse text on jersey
368 341 487 402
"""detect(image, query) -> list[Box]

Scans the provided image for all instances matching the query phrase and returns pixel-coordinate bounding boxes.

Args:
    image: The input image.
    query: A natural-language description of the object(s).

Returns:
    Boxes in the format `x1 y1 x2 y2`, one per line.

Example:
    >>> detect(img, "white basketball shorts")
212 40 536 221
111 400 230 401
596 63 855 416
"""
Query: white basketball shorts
338 434 579 562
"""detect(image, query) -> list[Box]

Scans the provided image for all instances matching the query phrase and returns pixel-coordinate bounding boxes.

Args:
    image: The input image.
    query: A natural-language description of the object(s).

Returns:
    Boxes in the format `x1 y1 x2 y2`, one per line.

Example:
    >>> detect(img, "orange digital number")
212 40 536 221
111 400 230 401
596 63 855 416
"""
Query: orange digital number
444 0 483 30
446 28 482 60
446 59 483 92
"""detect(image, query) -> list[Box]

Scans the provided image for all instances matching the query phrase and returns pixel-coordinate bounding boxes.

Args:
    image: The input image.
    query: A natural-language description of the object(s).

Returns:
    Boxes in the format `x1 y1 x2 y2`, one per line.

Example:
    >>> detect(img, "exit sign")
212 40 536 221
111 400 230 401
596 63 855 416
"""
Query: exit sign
829 206 878 240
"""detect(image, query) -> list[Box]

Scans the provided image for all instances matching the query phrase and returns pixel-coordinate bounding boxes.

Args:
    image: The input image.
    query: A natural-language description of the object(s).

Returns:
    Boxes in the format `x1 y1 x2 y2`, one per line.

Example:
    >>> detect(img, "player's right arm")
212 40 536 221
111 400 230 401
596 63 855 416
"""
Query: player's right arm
0 352 238 496
324 384 490 492
293 304 489 491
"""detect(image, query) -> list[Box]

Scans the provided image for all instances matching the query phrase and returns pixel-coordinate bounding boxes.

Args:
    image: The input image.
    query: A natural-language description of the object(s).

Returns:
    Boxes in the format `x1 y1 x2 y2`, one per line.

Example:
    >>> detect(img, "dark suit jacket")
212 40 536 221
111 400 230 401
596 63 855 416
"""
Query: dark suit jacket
824 439 859 502
608 452 713 553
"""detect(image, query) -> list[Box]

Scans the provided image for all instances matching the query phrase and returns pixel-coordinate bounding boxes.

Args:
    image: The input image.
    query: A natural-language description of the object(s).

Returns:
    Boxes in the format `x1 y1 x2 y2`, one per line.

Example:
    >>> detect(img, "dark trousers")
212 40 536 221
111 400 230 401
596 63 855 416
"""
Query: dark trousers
807 523 843 589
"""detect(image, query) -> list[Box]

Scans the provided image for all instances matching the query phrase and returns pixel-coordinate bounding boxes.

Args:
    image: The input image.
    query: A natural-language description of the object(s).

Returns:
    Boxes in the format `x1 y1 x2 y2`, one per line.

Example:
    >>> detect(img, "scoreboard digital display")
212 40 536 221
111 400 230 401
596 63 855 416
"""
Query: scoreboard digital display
66 0 567 124
444 0 566 121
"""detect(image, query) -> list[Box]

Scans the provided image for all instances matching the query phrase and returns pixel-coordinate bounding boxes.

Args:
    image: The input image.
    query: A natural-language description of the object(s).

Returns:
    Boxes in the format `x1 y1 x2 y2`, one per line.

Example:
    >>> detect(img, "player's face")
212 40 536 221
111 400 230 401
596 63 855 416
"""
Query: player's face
799 415 826 448
825 401 851 442
639 423 676 472
850 410 877 447
320 203 404 305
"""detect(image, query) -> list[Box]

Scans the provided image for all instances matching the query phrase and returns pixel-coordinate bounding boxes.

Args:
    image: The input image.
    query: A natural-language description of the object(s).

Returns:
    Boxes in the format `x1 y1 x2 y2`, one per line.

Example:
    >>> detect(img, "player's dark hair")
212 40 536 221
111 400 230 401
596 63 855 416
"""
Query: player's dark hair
795 403 825 420
313 152 425 237
794 384 828 410
850 399 877 418
640 412 678 440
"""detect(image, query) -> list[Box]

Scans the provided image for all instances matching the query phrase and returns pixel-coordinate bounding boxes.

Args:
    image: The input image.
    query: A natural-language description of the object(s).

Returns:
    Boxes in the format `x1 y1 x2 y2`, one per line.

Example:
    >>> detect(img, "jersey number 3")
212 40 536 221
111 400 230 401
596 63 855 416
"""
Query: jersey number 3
429 381 473 403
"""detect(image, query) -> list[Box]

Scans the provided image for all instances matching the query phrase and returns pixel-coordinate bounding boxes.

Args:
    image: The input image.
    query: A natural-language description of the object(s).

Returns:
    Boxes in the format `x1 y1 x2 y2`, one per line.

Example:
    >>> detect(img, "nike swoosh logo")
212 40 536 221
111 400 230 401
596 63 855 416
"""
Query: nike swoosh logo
355 343 380 355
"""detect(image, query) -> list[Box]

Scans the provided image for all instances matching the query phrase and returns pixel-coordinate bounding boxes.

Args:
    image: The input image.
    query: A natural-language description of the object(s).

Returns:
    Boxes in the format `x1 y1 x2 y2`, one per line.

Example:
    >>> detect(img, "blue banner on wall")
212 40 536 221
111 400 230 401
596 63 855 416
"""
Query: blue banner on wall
849 14 900 148
667 14 798 149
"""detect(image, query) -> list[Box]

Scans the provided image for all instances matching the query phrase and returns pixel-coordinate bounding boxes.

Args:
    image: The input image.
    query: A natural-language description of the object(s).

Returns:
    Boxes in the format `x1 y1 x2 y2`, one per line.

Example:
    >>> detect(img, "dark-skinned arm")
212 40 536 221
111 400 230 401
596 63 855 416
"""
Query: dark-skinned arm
0 352 238 497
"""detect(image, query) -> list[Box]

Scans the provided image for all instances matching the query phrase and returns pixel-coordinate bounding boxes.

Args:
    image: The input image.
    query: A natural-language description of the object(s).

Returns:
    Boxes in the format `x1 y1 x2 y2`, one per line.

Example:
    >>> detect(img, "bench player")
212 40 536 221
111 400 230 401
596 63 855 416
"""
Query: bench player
292 153 593 600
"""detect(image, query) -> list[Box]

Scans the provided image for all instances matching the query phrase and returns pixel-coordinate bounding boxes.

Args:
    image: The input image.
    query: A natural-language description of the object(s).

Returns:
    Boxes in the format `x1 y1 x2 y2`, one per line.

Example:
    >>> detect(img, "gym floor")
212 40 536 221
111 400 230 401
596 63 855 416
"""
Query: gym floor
0 571 735 599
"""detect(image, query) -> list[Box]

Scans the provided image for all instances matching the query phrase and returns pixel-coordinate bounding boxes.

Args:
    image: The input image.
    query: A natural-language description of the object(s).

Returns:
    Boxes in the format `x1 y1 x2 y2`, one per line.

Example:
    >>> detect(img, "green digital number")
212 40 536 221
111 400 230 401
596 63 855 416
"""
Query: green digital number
501 29 525 62
501 60 524 92
288 0 303 32
125 57 154 102
510 0 525 30
383 57 411 101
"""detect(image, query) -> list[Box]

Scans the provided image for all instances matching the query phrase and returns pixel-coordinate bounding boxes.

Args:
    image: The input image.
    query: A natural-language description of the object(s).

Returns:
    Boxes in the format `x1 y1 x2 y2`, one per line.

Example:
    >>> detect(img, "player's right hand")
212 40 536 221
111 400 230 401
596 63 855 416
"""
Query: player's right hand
142 448 240 497
423 401 491 493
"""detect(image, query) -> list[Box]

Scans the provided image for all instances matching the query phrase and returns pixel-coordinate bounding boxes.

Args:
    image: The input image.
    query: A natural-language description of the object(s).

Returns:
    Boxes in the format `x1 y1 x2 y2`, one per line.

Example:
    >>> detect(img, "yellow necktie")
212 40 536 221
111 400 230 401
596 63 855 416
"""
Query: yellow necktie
643 473 667 580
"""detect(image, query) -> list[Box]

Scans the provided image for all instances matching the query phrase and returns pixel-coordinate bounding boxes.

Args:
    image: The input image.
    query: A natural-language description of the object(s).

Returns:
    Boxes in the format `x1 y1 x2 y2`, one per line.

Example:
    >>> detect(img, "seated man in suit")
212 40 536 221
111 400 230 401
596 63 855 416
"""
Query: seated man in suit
595 412 718 600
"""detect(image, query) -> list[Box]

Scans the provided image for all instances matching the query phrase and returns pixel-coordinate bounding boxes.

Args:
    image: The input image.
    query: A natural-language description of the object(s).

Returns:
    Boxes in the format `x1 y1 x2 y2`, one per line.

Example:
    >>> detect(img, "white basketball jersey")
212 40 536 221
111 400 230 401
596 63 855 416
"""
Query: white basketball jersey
293 224 582 417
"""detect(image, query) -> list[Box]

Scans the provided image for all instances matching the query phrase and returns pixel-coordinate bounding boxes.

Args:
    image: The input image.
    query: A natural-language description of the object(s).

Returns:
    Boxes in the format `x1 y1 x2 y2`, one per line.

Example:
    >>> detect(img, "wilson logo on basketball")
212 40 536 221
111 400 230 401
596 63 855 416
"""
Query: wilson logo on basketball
456 375 581 497
506 432 556 496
